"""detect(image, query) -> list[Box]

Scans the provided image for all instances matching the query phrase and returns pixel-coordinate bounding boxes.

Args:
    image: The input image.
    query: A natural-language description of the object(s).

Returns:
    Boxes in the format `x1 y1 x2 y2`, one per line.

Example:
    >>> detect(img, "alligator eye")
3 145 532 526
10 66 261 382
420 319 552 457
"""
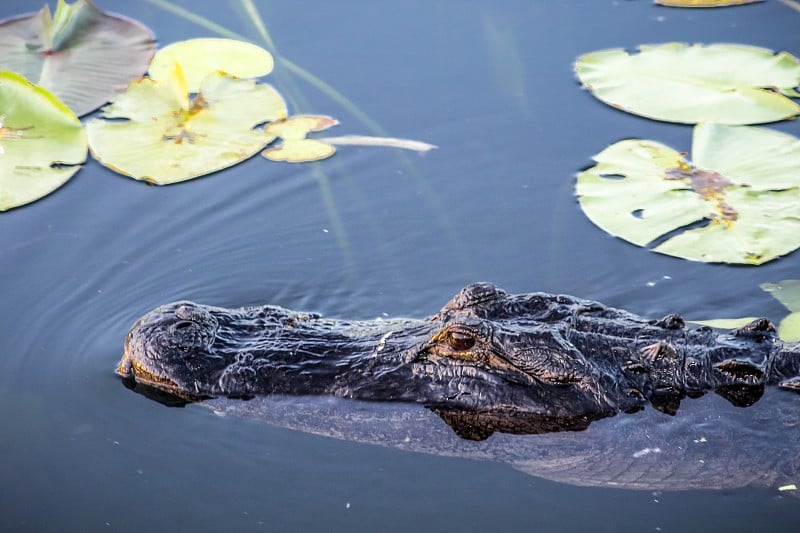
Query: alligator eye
447 330 475 351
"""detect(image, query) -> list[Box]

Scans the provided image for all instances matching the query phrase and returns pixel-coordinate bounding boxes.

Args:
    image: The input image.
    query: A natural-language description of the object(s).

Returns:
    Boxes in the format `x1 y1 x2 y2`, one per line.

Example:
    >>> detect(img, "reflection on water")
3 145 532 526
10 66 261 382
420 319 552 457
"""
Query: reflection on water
2 0 800 530
199 391 800 494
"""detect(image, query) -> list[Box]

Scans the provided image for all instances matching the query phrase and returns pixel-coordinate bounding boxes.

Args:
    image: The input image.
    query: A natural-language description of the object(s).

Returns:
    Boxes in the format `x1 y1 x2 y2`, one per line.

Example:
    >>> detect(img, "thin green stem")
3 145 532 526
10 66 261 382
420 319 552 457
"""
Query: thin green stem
279 58 472 271
239 0 277 51
140 0 469 273
230 2 463 267
141 0 246 40
311 166 357 279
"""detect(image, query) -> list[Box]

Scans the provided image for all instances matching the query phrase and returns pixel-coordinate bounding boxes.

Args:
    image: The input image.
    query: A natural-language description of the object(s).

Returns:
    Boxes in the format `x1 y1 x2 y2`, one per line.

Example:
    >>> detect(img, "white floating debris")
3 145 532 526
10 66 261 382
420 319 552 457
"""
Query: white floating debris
633 447 662 458
318 135 438 153
778 484 797 492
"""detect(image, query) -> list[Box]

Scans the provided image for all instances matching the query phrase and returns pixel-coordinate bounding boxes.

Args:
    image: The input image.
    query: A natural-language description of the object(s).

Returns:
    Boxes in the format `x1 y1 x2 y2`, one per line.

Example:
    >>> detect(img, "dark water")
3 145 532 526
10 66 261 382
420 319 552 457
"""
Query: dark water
2 0 800 530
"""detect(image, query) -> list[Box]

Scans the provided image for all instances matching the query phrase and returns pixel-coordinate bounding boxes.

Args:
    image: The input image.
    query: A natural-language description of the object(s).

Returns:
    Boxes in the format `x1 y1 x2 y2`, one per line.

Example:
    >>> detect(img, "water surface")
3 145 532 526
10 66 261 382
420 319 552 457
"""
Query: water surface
2 0 800 530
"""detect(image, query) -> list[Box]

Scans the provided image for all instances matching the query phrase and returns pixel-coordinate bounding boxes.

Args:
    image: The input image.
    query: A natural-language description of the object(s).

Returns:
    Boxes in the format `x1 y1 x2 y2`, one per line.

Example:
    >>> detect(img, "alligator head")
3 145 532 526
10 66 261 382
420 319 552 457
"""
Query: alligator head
118 282 799 438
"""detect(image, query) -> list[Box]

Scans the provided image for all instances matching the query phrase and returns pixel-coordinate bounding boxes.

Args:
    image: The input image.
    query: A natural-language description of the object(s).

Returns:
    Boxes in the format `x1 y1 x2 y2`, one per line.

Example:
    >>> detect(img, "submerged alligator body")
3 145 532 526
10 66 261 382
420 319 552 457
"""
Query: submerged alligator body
202 392 800 495
119 282 800 431
118 283 800 495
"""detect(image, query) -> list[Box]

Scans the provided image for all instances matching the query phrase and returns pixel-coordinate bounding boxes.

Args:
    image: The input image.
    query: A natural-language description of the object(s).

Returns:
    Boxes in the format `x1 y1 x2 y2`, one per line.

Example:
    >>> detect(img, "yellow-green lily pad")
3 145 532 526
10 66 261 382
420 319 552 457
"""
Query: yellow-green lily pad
576 123 800 265
0 71 87 211
761 280 800 312
263 115 338 162
692 279 800 341
776 312 800 342
86 63 287 184
762 280 800 342
149 38 274 93
575 43 800 124
0 0 155 117
688 317 761 329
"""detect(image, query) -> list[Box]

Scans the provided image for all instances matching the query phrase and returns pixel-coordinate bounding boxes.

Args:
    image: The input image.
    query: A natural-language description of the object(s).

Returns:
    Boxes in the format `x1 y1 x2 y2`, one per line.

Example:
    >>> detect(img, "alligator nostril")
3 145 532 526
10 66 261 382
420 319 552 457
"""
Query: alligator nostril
116 357 133 377
174 321 193 330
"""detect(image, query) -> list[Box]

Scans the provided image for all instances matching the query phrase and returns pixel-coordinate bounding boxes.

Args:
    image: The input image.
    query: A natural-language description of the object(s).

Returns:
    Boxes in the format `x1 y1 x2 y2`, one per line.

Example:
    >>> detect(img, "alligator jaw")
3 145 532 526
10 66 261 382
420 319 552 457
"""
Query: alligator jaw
116 351 192 398
116 355 132 379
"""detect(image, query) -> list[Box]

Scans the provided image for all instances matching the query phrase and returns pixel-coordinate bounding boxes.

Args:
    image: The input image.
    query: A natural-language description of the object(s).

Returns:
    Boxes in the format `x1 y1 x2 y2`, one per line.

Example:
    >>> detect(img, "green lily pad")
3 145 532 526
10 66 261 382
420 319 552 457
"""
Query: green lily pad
576 123 800 265
575 43 800 124
761 280 800 313
0 71 87 211
761 281 800 342
263 115 338 162
0 0 155 117
149 38 274 93
688 318 761 329
86 64 287 184
776 312 800 342
692 279 800 341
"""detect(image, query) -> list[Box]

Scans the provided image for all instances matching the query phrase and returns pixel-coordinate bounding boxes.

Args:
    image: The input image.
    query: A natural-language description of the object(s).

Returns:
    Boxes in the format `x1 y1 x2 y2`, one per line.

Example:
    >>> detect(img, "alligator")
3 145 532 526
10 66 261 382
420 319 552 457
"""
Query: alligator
118 283 800 495
118 282 800 438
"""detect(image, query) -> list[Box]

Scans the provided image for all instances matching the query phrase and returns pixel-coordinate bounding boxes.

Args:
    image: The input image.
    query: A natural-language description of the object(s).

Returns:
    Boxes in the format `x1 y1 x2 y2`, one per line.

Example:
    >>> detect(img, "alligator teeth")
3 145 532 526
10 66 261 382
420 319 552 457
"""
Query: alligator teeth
713 359 764 385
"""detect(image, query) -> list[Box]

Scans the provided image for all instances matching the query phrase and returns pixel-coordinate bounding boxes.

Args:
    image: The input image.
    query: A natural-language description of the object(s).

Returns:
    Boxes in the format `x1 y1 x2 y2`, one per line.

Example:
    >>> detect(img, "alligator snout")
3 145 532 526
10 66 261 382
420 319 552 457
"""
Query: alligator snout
117 301 219 395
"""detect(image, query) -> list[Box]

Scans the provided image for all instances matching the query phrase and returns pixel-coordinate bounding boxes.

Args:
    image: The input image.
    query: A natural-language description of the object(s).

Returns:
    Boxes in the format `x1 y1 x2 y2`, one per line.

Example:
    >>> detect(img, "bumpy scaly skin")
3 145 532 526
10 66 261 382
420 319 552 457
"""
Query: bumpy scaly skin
118 283 800 430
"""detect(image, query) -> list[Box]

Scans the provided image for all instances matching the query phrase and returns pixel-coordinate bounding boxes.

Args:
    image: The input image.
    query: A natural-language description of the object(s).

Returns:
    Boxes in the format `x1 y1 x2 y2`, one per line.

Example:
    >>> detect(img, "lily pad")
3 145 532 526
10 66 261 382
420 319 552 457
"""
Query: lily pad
263 115 338 162
0 71 87 211
761 280 800 312
688 317 761 329
776 312 800 342
576 123 800 265
86 63 287 184
149 38 274 93
761 280 800 342
761 279 800 342
575 43 800 124
0 0 156 117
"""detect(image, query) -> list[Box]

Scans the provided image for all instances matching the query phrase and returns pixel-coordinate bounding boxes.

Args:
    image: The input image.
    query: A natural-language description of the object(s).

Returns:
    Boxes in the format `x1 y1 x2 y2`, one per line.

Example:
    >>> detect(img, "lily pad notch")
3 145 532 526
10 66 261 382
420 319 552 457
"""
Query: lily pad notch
576 123 800 265
86 62 289 185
